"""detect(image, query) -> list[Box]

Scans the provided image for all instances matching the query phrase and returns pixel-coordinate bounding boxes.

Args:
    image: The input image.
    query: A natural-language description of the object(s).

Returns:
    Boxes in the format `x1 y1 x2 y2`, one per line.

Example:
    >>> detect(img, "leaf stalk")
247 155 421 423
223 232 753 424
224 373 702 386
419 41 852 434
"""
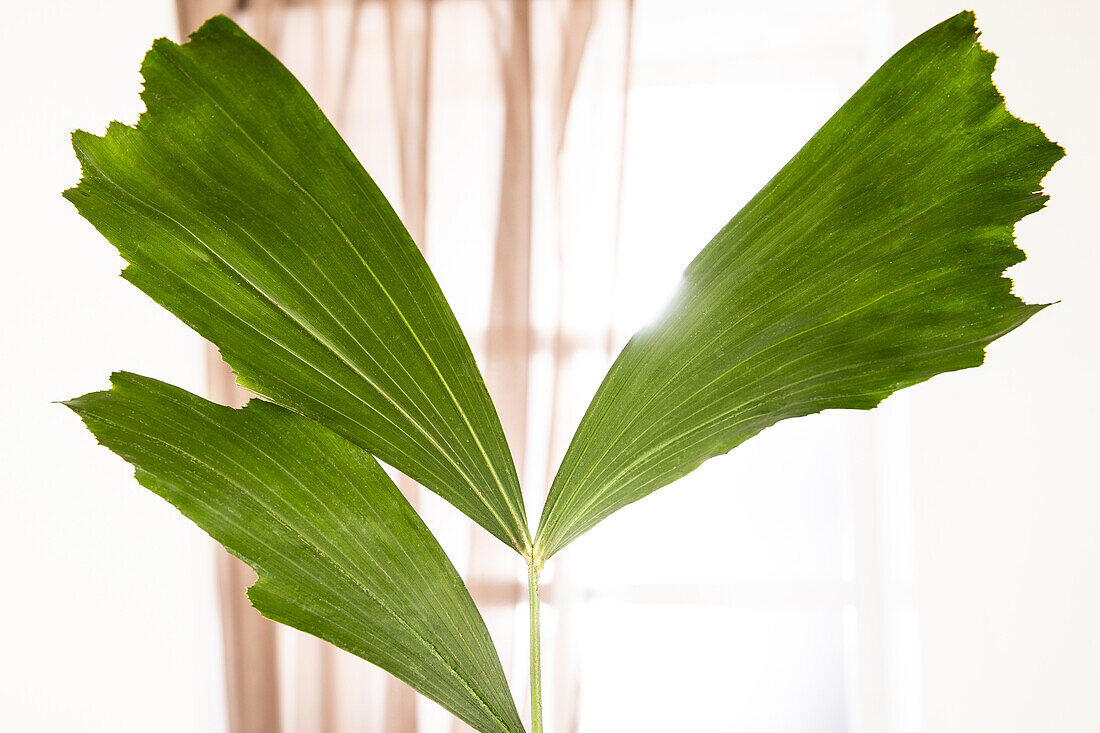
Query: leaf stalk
527 555 543 733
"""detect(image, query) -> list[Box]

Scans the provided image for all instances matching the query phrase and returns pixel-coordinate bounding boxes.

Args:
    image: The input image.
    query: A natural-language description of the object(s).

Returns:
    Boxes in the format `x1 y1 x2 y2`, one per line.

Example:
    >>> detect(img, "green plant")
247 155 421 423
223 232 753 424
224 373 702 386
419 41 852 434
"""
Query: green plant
63 10 1060 732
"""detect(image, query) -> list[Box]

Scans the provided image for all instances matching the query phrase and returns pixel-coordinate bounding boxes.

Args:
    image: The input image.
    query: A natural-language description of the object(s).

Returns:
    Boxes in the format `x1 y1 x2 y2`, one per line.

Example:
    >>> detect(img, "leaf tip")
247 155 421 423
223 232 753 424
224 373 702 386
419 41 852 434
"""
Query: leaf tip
189 13 248 41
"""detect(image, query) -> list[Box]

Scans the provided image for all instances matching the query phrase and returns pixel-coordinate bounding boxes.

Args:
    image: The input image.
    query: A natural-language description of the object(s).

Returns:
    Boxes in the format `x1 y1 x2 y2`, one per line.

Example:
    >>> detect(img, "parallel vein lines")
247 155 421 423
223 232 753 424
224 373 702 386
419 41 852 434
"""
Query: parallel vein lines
535 49 955 539
81 153 453 488
153 43 527 549
70 380 518 732
535 11 1061 557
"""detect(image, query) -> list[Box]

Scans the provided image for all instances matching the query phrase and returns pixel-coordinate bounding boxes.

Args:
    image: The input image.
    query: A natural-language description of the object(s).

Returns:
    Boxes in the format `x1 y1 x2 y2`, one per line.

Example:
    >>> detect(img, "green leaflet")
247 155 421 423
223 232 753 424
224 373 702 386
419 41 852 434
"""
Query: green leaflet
535 11 1063 559
64 16 530 553
65 373 525 733
63 9 1061 728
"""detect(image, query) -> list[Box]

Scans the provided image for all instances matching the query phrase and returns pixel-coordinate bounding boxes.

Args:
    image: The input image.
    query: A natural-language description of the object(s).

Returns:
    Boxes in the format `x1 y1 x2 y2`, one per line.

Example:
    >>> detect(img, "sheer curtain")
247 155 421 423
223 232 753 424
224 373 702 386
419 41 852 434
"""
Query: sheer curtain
174 1 917 731
175 1 633 731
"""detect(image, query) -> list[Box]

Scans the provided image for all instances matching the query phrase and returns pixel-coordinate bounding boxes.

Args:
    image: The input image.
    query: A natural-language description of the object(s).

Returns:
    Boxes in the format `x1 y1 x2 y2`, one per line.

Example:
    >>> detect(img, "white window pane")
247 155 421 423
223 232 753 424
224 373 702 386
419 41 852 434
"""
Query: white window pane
575 603 848 732
567 411 853 585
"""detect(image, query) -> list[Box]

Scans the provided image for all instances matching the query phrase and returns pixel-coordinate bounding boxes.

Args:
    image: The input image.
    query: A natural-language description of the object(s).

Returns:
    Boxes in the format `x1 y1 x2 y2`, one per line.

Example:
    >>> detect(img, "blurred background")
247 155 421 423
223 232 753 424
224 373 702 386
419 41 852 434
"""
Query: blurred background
2 0 1098 731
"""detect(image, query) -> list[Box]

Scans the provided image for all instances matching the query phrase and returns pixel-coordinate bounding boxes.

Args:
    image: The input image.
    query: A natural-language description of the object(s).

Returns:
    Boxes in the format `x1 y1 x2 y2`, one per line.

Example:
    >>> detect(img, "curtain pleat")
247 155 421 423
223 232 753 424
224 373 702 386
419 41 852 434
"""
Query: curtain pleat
484 0 533 467
383 1 436 727
449 2 536 730
206 350 285 733
189 4 288 732
177 1 633 730
540 5 594 729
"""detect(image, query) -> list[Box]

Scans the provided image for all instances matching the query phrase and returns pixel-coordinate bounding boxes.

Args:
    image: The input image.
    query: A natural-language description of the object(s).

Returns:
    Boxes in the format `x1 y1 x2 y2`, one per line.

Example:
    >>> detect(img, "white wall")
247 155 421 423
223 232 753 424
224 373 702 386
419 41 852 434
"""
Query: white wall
885 2 1100 731
0 2 225 732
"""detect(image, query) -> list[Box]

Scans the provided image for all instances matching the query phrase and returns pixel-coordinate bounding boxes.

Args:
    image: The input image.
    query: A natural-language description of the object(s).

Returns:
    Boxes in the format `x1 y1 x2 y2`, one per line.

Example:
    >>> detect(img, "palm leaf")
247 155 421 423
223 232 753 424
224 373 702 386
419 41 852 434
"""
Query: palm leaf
64 16 530 553
65 372 526 733
535 11 1062 559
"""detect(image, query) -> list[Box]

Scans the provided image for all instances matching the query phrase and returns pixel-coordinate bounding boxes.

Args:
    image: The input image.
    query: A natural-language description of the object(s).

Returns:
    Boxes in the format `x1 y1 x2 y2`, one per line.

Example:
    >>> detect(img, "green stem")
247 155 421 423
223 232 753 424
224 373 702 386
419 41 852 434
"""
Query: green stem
527 557 543 733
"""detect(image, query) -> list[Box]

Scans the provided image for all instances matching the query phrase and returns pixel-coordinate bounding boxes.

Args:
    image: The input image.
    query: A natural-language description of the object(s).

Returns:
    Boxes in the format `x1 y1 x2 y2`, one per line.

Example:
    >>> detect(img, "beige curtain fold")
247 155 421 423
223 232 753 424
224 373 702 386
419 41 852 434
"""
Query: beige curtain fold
207 348 285 733
456 2 533 730
177 1 633 730
383 2 435 727
191 6 287 732
540 4 595 731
